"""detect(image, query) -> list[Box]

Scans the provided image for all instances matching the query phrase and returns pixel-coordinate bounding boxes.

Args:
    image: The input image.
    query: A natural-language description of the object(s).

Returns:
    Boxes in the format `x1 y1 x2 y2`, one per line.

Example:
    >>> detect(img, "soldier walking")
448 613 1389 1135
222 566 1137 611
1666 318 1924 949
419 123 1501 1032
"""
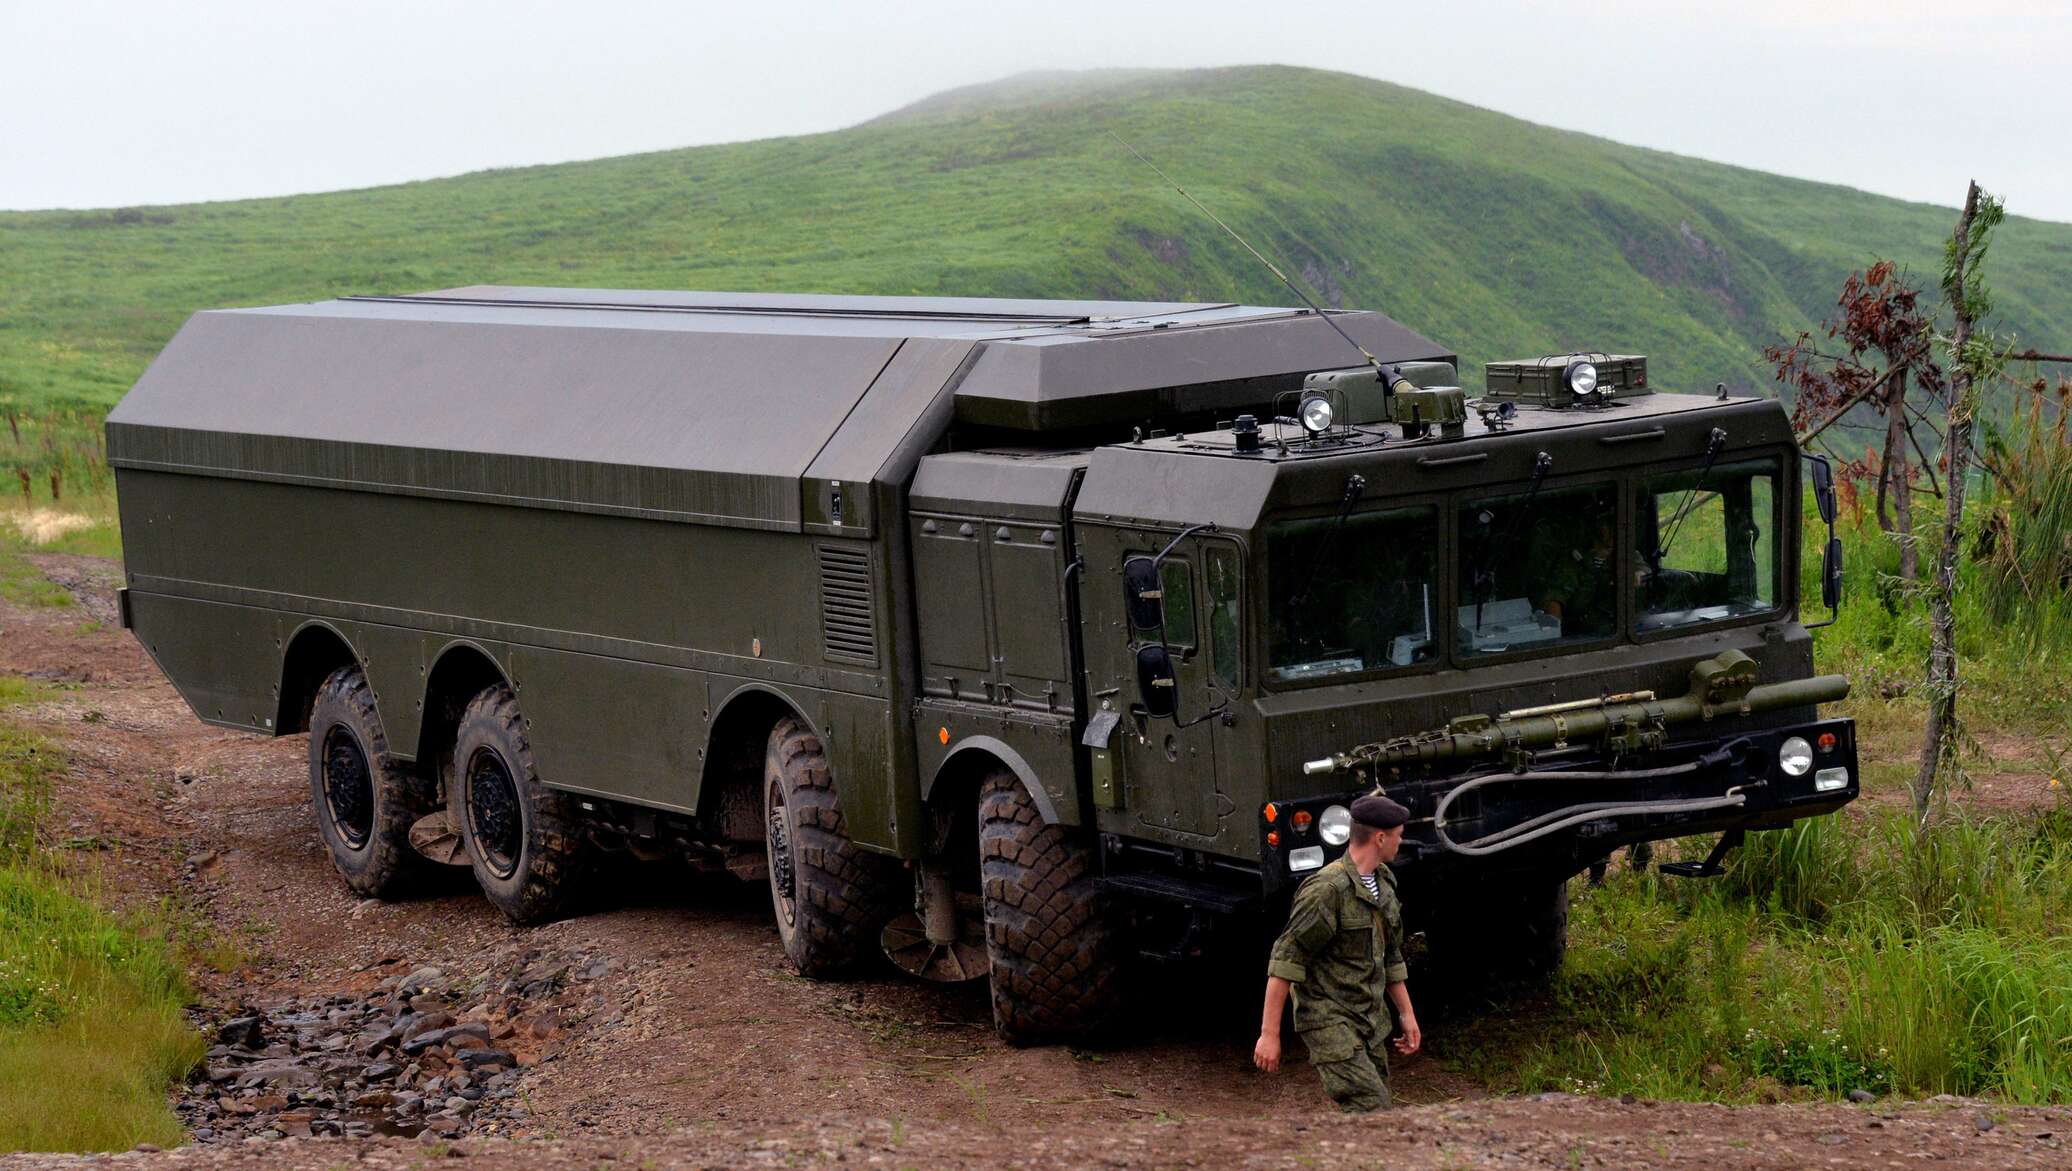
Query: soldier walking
1252 794 1421 1112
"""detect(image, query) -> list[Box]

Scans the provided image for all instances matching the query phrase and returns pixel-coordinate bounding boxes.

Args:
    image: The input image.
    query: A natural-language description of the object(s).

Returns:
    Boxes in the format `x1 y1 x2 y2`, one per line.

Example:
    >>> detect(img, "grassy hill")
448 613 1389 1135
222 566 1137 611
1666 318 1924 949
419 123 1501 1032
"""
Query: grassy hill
3 65 2069 413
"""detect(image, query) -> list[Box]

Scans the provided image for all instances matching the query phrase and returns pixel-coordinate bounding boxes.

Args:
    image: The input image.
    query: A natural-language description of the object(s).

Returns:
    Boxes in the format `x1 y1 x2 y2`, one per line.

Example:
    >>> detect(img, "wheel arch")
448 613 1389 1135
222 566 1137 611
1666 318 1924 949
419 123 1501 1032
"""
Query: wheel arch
696 682 825 827
414 640 514 773
926 736 1060 826
276 620 362 735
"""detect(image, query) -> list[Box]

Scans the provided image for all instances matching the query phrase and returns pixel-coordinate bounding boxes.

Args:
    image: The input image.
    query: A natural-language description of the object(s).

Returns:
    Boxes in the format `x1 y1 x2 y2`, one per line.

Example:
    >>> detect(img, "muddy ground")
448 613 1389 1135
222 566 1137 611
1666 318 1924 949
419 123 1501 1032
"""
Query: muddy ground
2 553 2066 1169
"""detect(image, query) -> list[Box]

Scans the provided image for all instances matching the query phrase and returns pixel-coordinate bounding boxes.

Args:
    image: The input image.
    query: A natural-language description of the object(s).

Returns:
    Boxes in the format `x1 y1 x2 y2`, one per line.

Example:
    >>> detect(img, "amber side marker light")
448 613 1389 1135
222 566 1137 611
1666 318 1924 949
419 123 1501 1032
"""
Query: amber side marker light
1291 810 1314 835
1266 831 1281 848
1263 803 1279 823
1817 732 1838 752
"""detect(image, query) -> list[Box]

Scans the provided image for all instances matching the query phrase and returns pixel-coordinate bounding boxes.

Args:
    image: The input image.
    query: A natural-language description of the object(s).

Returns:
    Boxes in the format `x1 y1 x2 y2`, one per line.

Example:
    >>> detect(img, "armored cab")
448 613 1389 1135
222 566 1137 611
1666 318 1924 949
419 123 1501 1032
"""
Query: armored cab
110 288 1857 1041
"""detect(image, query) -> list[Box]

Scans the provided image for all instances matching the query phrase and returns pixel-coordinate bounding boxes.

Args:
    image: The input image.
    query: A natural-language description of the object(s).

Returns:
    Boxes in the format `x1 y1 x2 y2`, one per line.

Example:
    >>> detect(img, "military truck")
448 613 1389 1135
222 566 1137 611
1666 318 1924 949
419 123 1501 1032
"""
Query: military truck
108 287 1856 1041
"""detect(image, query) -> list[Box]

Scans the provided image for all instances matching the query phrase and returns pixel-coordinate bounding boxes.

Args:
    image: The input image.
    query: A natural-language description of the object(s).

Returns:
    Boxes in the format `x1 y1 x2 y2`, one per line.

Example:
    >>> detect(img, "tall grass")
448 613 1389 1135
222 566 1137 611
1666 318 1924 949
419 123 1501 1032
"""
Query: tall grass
0 659 201 1151
1447 804 2072 1104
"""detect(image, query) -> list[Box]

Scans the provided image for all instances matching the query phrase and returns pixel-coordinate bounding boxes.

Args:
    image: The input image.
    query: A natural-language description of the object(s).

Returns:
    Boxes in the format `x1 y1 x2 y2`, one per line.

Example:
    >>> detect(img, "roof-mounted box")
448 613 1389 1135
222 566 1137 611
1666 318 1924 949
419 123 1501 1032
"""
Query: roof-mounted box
1485 354 1649 408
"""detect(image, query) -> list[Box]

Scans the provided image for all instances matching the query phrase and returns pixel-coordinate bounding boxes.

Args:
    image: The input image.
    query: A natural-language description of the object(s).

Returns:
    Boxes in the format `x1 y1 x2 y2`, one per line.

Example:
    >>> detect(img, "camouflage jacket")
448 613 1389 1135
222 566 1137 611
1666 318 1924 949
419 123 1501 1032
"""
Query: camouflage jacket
1265 853 1408 1039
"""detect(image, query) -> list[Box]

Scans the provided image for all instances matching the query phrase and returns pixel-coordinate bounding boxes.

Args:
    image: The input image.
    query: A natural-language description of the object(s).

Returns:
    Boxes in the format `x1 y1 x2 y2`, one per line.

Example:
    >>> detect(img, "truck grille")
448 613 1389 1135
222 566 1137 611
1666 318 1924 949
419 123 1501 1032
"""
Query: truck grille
817 545 878 667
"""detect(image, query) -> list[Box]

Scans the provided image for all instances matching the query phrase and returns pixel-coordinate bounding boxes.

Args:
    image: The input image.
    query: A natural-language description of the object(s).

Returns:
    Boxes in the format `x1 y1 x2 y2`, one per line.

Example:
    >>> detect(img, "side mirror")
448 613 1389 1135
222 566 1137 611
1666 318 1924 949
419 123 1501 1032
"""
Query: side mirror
1808 455 1837 526
1122 555 1164 632
1822 535 1844 611
1802 453 1843 628
1135 644 1177 718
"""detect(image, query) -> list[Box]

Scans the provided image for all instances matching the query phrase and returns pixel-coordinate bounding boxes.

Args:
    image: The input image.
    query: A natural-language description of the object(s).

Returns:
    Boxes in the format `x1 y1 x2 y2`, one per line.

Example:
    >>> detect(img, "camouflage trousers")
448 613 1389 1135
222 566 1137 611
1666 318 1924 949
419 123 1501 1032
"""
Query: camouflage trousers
1303 1022 1392 1113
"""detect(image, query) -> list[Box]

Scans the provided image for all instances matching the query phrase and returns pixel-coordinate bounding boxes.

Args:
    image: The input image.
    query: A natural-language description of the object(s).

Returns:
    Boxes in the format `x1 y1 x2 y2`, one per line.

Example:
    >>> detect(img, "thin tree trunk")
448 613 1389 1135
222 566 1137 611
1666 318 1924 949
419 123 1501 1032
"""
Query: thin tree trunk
1914 181 1984 823
1886 380 1918 579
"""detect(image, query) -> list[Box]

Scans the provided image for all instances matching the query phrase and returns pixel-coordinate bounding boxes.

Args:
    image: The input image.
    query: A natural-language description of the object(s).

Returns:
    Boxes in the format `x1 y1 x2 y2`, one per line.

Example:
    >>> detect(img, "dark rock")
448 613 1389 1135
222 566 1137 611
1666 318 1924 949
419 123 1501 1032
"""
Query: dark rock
405 1023 492 1055
398 966 445 995
1978 1115 1997 1133
217 1017 265 1048
364 1062 401 1081
1848 1088 1877 1103
236 1060 318 1090
456 1049 512 1071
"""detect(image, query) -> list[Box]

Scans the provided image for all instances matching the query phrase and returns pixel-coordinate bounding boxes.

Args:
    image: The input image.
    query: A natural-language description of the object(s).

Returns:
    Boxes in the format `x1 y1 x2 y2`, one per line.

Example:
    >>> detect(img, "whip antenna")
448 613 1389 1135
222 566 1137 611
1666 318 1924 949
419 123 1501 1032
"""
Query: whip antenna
1107 129 1381 371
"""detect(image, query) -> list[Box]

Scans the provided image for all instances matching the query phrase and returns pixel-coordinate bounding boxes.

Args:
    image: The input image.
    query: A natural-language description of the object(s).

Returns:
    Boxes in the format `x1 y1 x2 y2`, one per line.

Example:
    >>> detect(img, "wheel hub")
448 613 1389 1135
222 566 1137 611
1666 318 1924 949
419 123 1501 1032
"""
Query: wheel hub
767 805 797 912
320 726 374 850
465 747 523 880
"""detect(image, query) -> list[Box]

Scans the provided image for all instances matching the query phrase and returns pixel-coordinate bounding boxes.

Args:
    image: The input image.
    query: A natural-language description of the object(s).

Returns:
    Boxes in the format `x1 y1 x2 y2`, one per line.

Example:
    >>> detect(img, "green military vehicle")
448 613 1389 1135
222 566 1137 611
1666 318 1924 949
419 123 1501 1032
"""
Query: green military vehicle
108 287 1856 1041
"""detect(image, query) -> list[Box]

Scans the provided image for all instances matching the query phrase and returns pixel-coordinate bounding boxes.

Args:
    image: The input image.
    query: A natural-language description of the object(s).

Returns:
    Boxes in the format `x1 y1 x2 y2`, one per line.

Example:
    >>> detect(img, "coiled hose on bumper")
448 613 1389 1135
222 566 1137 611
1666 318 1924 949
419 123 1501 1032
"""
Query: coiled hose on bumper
1431 756 1750 858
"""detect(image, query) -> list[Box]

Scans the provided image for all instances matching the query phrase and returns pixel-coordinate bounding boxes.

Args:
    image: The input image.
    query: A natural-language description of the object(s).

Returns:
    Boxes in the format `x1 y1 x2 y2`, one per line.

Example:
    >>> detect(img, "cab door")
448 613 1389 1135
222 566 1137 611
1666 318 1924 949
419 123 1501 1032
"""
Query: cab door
1078 525 1236 840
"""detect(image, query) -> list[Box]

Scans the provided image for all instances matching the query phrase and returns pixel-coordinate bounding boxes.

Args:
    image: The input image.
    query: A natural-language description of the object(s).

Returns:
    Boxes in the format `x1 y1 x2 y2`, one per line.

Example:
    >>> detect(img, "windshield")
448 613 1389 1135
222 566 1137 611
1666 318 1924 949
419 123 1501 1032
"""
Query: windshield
1458 481 1620 656
1636 458 1780 631
1266 505 1439 682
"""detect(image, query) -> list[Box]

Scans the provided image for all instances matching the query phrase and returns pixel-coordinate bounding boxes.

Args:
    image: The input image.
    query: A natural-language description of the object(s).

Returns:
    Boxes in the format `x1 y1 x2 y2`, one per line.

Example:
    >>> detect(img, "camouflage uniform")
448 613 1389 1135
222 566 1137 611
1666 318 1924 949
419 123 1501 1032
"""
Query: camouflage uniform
1265 853 1409 1112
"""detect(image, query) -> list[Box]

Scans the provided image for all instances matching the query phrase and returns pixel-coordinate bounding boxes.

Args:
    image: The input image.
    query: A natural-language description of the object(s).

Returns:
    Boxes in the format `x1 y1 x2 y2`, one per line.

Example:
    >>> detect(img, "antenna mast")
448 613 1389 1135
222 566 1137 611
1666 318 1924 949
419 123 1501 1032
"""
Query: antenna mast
1107 130 1382 371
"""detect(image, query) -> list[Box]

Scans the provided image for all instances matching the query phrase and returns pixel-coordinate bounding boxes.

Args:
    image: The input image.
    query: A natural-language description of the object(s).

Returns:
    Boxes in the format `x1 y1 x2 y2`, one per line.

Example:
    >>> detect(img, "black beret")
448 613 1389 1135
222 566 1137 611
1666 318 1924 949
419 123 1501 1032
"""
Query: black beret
1351 794 1409 830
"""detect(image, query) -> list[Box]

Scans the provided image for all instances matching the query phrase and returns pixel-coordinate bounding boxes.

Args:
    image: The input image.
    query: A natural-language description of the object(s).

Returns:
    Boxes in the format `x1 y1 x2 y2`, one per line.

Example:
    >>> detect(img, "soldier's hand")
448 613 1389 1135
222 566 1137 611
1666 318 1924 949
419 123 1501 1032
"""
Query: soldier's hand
1253 1032 1282 1073
1393 1013 1422 1056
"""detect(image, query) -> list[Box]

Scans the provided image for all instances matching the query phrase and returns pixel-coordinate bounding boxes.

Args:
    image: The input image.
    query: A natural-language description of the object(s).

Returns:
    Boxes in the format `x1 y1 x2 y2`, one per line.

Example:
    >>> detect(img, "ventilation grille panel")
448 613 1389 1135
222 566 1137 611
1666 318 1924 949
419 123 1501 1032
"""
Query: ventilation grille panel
817 545 878 667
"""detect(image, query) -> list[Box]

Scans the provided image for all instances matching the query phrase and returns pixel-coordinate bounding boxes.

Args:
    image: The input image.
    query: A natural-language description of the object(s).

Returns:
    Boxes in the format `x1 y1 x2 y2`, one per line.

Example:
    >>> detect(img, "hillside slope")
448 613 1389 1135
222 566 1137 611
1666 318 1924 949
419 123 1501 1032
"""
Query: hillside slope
3 65 2067 411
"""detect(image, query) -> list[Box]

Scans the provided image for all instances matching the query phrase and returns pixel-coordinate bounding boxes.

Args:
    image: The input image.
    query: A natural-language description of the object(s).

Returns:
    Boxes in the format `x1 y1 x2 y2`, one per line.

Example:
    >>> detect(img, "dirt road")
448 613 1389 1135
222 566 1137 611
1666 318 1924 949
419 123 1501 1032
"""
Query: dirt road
2 553 2065 1168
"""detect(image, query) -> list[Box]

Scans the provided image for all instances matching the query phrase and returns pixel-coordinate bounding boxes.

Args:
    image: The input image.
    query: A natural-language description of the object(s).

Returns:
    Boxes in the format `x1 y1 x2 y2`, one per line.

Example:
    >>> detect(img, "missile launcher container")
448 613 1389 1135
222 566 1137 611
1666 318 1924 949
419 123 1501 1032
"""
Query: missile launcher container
109 288 1857 1040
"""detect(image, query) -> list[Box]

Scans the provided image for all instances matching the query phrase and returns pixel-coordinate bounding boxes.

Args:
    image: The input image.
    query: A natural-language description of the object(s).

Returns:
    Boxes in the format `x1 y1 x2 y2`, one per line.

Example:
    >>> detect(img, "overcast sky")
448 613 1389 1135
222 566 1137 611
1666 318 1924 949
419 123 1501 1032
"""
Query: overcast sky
3 0 2067 222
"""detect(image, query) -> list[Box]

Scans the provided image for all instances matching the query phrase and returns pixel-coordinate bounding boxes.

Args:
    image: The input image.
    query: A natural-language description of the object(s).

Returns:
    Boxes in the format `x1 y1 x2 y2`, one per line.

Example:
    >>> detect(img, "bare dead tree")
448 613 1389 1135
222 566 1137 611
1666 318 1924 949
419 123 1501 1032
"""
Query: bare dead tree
1914 181 2006 824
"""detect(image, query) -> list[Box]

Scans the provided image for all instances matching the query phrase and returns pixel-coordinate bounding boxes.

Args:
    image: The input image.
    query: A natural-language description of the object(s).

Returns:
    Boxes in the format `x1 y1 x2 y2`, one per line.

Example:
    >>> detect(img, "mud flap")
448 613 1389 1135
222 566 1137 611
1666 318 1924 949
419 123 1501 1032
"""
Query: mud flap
407 809 468 866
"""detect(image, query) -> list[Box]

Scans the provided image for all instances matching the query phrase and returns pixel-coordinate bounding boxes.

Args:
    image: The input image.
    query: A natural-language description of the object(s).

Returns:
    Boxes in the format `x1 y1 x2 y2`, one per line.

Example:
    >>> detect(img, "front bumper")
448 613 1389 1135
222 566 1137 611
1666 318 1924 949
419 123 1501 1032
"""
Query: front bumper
1258 717 1859 896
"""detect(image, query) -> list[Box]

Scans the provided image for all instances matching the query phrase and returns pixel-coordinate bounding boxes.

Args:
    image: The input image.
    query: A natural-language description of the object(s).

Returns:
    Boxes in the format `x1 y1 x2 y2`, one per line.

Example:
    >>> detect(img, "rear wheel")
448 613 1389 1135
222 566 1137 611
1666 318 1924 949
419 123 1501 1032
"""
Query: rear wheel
763 716 902 976
451 684 593 924
308 665 433 898
977 769 1122 1044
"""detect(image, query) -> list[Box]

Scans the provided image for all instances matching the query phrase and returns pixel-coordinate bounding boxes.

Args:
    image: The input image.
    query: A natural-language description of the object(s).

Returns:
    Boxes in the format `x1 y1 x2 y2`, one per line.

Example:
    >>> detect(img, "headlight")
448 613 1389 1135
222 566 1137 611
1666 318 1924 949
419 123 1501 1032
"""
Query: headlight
1298 393 1334 433
1779 736 1814 777
1288 846 1325 872
1318 804 1352 846
1565 360 1599 399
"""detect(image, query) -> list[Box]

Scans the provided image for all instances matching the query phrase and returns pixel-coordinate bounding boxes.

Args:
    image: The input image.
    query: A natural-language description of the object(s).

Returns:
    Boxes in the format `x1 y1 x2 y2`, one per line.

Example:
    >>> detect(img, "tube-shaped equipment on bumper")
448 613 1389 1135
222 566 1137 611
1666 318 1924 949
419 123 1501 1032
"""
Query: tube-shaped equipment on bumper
1303 650 1849 776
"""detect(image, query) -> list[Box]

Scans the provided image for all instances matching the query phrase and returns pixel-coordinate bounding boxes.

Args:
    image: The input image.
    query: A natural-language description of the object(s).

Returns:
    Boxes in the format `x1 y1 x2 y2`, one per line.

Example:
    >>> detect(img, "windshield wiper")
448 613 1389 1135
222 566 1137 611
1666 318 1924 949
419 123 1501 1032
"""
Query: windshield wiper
1466 451 1553 631
1647 428 1728 608
1286 473 1367 652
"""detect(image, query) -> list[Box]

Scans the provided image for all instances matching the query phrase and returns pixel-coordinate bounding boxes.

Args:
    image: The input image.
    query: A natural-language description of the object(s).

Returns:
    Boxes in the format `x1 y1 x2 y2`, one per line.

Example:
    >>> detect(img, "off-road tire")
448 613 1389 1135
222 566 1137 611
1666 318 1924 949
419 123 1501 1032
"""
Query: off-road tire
1427 877 1569 997
450 684 592 924
763 715 901 976
977 769 1122 1044
307 665 434 898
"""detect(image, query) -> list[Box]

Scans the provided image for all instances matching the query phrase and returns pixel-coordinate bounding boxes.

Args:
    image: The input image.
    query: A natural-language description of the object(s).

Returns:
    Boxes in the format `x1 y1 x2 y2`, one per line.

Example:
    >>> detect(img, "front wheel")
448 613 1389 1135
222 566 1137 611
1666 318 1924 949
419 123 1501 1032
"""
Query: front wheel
977 770 1122 1044
1423 877 1569 996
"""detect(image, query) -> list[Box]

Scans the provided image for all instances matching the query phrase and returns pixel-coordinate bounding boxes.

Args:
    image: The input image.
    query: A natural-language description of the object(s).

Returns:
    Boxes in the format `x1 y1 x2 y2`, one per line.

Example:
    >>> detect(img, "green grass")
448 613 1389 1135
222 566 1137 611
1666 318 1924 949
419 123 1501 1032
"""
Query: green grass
1444 802 2072 1104
0 869 203 1152
0 544 200 1151
2 66 2068 417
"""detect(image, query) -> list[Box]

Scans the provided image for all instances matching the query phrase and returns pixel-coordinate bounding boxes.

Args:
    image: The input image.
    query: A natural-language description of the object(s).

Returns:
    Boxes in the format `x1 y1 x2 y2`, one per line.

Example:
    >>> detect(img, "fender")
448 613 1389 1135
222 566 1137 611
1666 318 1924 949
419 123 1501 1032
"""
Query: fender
927 735 1061 825
276 619 364 732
